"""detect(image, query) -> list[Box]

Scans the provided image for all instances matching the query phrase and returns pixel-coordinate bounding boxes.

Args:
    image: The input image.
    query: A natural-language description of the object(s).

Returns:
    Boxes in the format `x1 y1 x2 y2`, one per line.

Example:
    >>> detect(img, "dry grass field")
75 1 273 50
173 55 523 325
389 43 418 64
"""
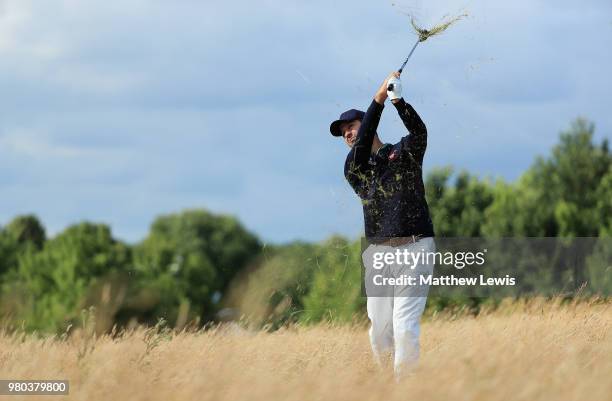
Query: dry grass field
0 298 610 401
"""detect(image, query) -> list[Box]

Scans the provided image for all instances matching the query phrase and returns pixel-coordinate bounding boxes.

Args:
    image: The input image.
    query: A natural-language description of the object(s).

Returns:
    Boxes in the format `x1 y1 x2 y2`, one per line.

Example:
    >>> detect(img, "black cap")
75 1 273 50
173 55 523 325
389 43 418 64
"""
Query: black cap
329 109 365 137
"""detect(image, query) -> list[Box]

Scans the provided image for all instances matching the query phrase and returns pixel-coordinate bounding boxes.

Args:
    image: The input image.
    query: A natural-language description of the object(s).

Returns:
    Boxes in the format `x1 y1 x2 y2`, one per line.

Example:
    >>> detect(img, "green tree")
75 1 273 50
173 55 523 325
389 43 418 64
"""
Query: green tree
225 241 318 328
301 236 364 324
5 214 46 250
522 119 610 236
595 166 612 236
131 209 261 326
1 222 131 334
425 168 495 236
0 230 17 278
0 215 46 279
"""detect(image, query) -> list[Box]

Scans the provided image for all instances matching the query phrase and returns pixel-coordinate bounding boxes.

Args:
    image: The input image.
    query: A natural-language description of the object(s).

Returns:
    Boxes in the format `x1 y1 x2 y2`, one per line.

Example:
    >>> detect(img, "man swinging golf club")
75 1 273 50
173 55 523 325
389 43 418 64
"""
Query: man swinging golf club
330 71 436 377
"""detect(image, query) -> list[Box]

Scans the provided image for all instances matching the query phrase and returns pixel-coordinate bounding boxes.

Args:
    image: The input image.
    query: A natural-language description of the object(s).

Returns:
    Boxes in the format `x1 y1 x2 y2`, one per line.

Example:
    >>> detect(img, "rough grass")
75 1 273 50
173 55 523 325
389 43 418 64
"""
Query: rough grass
0 298 610 401
411 14 468 42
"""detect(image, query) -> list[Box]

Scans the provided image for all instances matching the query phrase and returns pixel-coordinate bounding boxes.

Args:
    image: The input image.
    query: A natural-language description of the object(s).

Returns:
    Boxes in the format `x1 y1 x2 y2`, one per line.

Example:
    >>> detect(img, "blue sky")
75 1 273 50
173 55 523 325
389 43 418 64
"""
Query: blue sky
0 0 610 244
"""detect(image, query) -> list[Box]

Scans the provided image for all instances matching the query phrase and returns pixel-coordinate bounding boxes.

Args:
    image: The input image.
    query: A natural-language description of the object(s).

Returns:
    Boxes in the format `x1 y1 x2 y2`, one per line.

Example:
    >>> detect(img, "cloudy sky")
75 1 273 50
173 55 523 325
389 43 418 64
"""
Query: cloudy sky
0 0 610 244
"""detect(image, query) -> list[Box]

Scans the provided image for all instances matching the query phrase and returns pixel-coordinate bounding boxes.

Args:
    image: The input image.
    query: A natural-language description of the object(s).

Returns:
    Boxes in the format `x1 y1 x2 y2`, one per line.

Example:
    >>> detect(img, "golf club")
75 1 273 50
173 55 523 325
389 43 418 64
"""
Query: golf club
398 38 421 75
388 14 467 92
388 38 420 92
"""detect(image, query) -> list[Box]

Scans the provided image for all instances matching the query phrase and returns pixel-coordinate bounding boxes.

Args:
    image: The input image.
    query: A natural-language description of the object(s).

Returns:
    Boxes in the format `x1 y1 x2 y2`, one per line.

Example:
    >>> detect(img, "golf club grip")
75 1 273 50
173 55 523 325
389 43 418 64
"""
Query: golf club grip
387 70 403 90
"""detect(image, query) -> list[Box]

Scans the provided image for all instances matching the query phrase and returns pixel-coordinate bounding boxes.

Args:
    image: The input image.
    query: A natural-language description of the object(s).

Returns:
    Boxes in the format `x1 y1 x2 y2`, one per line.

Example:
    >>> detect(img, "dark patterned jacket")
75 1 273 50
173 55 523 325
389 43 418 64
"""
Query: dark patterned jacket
344 98 435 240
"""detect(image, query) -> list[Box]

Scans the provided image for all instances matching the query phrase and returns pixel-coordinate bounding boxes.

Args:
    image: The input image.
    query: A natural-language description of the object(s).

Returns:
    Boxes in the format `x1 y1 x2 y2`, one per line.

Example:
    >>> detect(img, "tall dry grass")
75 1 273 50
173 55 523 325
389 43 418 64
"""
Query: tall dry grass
0 298 610 401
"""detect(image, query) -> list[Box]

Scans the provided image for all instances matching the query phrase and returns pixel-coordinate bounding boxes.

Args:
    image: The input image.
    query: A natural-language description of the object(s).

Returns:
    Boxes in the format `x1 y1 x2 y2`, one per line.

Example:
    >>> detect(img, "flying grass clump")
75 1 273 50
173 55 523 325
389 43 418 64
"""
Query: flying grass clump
410 13 468 42
394 12 468 74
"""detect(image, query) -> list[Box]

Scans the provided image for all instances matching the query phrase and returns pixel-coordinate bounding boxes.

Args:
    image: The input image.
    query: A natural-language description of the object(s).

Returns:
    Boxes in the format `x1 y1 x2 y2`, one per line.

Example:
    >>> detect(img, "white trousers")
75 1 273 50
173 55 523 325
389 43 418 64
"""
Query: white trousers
364 236 436 376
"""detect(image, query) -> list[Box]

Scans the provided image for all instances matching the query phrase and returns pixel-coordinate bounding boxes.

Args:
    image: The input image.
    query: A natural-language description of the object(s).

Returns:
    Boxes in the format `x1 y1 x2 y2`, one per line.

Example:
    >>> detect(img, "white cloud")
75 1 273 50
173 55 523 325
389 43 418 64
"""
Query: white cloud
0 128 90 158
0 0 610 242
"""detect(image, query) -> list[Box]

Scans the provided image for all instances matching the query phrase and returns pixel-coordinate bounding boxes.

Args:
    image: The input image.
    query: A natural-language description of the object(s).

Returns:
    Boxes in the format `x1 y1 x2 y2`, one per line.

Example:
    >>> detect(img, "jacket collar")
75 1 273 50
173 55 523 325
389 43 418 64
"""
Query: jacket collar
369 143 393 165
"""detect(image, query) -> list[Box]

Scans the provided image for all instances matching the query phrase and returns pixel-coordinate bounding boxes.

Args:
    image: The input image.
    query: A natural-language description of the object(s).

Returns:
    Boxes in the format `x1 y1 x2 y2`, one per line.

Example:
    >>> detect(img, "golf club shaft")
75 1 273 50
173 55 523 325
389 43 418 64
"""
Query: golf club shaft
398 39 420 75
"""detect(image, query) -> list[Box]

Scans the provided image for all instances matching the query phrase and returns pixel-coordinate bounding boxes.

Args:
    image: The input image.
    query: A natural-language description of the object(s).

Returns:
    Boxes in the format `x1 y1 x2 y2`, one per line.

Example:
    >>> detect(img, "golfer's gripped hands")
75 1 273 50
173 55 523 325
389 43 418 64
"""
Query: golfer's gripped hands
374 71 401 105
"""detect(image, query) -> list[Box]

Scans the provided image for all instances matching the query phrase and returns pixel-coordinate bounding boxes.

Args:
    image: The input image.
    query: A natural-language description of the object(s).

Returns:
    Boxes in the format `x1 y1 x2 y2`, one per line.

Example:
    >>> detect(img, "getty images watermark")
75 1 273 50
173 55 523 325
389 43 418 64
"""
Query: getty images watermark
361 237 612 298
370 245 515 285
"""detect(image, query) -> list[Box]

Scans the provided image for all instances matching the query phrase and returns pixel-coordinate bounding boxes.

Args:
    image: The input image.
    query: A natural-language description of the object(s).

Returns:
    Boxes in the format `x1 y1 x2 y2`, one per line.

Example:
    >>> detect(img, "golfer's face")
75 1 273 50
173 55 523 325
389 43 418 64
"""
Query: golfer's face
340 120 361 148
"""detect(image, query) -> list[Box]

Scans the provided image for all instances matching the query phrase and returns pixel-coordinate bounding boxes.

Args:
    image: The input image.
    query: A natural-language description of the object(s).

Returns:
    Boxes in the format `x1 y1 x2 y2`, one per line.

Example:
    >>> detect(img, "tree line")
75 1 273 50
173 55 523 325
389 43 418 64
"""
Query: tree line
0 118 610 334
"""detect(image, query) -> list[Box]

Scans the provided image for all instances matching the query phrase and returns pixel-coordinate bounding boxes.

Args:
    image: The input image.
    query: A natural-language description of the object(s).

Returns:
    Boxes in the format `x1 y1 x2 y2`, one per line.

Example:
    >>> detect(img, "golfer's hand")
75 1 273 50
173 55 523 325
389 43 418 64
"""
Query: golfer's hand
374 72 400 105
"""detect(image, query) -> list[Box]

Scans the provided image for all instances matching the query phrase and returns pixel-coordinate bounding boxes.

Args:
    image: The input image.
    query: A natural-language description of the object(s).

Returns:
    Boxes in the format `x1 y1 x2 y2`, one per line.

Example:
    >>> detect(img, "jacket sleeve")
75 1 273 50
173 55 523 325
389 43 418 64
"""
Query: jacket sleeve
348 99 385 169
344 149 369 198
344 99 384 197
393 98 428 165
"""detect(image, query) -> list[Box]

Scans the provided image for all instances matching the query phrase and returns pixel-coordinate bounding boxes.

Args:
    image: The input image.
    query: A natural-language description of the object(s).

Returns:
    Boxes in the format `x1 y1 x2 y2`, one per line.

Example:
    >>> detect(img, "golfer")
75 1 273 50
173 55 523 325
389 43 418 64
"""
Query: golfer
330 71 436 377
